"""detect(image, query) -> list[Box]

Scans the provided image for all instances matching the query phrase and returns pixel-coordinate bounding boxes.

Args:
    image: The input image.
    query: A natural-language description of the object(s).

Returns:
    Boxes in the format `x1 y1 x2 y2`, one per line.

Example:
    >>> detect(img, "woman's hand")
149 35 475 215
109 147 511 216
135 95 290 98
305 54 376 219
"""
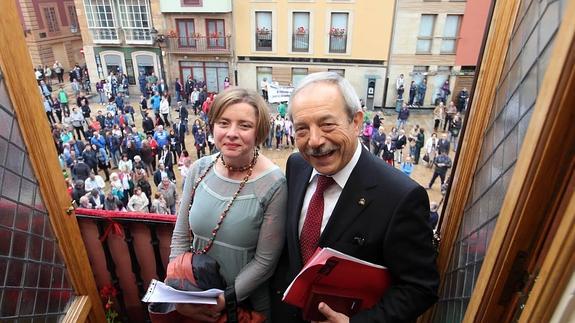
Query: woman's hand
175 294 225 322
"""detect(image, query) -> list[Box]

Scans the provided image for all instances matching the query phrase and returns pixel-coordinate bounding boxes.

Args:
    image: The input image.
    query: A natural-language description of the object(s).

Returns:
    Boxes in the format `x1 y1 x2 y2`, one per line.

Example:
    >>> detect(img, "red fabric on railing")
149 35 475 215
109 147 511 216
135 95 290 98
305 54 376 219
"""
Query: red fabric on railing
75 208 177 223
99 218 125 242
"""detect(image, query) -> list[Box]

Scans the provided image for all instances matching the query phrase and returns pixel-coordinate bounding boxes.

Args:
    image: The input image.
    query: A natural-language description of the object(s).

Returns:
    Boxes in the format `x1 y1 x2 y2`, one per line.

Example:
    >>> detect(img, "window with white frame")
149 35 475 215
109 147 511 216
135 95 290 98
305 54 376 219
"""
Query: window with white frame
84 0 118 42
291 68 308 87
255 11 272 51
43 7 60 33
328 68 345 77
117 0 152 43
292 12 310 52
416 14 436 53
441 15 462 54
329 12 348 53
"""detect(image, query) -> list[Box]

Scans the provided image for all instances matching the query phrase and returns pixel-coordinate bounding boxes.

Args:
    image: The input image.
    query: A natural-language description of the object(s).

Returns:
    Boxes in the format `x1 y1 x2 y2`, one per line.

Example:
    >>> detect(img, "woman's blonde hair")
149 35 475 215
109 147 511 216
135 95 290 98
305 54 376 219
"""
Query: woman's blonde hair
208 87 270 147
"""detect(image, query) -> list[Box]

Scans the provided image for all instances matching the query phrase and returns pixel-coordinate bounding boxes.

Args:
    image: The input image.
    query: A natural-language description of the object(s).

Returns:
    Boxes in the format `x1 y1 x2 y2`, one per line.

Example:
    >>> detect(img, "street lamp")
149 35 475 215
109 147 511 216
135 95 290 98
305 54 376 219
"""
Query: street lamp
150 27 166 83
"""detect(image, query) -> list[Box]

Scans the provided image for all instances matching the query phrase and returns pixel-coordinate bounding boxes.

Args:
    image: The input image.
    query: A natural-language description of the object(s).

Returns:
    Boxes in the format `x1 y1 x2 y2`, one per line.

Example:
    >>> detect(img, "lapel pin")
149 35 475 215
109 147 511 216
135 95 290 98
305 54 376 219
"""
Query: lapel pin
358 198 366 206
353 236 366 246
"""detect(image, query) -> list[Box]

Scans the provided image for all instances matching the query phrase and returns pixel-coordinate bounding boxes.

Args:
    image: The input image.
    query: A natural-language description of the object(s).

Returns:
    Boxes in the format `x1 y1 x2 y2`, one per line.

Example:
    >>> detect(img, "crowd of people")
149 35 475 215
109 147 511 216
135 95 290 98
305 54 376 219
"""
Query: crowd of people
43 68 230 215
41 63 460 220
395 73 470 110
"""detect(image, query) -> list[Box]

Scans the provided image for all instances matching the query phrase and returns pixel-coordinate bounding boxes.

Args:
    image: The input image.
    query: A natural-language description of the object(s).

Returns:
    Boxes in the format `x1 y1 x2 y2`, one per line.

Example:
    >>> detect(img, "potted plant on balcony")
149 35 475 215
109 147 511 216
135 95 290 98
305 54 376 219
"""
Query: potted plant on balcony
296 26 307 35
329 27 346 37
167 30 178 38
256 27 271 35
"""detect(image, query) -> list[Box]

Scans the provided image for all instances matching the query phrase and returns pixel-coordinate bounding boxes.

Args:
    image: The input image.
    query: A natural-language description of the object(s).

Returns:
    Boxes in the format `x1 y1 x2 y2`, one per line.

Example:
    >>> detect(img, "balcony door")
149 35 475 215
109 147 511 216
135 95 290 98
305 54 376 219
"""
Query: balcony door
0 2 104 321
177 19 196 48
206 19 225 48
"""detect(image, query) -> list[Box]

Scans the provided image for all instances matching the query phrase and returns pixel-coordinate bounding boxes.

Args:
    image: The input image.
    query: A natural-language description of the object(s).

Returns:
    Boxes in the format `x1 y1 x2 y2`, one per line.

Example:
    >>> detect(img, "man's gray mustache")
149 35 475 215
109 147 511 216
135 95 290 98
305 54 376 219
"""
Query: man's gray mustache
305 146 338 156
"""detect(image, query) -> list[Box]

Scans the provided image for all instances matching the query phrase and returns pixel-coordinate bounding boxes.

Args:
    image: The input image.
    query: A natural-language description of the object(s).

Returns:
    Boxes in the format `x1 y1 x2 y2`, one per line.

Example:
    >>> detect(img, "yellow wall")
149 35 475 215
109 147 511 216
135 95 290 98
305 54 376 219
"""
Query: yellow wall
233 0 394 60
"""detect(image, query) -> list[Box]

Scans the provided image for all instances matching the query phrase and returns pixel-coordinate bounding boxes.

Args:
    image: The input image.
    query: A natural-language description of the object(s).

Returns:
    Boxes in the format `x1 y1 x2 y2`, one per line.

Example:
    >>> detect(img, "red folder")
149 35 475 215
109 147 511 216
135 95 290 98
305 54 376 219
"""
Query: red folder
282 248 391 321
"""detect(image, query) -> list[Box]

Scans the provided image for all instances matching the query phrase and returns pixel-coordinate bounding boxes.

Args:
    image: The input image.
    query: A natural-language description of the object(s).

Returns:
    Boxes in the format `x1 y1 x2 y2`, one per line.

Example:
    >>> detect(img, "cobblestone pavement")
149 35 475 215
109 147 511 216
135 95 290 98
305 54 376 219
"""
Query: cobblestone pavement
88 97 454 213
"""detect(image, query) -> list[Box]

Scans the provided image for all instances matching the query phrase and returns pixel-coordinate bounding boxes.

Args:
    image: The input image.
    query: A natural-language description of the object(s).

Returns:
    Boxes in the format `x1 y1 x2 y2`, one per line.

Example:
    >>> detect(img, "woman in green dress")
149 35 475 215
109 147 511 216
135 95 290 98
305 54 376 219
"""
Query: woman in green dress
170 87 287 322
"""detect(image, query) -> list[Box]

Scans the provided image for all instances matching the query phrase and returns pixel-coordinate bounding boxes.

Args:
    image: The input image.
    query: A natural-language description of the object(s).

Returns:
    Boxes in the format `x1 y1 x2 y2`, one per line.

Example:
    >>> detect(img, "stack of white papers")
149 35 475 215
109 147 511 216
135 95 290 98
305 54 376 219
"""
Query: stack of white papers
142 279 223 304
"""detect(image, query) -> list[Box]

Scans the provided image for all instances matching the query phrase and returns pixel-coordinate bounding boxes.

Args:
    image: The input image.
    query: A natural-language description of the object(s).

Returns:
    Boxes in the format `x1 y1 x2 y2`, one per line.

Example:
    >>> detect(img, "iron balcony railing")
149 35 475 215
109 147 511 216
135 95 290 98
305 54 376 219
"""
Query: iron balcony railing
166 36 231 54
329 34 348 53
292 33 309 52
255 32 272 51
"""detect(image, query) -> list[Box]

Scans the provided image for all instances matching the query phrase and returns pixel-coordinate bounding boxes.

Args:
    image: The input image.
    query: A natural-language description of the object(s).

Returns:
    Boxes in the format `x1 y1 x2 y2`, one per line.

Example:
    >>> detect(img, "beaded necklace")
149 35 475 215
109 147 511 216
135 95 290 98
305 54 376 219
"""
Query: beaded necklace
189 150 259 255
221 149 258 172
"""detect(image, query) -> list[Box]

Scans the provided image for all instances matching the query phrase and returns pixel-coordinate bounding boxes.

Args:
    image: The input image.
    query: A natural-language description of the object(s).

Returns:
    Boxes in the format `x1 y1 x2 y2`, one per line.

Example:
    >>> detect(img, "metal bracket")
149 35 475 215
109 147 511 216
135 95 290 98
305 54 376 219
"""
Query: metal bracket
66 200 77 215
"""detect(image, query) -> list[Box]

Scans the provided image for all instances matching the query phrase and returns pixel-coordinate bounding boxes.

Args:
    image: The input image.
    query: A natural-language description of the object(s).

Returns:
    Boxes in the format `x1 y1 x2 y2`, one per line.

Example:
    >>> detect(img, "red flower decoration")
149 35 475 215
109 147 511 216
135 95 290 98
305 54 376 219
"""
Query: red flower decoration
100 283 118 299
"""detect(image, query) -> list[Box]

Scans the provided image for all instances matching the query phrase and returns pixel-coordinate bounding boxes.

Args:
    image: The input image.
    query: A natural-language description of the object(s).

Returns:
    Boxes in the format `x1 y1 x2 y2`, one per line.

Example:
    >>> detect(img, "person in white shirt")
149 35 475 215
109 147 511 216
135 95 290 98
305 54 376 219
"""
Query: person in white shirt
179 158 193 190
127 186 149 212
396 74 405 91
260 77 269 102
84 171 105 193
118 154 133 173
160 94 171 126
88 189 105 210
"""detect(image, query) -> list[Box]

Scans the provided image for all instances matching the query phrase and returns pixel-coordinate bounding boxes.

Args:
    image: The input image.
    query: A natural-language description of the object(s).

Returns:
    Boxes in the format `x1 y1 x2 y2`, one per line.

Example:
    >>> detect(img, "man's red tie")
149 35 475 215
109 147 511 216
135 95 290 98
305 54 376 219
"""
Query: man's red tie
300 175 335 265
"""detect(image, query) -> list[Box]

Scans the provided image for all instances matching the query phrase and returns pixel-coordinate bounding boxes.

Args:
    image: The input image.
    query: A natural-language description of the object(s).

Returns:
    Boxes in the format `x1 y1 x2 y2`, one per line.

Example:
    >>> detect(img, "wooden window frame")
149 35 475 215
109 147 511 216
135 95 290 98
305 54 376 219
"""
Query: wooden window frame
176 19 196 48
205 18 226 49
67 5 78 28
40 4 61 36
467 2 575 321
422 0 575 321
0 2 105 321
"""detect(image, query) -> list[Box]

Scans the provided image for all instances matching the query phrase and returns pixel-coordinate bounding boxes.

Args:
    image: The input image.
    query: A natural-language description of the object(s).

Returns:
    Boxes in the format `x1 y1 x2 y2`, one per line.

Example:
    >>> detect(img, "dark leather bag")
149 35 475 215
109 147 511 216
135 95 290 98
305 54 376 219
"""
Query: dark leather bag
149 252 265 323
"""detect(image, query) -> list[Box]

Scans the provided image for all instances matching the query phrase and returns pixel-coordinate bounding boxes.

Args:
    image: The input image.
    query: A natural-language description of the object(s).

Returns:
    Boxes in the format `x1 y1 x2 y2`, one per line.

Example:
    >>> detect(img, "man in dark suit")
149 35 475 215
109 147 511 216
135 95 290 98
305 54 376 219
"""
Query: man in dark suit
158 79 168 97
173 117 187 152
272 72 439 322
437 133 450 155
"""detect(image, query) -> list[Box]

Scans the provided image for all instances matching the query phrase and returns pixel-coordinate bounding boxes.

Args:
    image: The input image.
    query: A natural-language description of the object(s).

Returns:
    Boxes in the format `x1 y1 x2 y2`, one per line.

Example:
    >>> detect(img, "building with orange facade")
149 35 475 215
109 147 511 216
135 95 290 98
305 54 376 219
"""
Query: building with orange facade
17 0 84 73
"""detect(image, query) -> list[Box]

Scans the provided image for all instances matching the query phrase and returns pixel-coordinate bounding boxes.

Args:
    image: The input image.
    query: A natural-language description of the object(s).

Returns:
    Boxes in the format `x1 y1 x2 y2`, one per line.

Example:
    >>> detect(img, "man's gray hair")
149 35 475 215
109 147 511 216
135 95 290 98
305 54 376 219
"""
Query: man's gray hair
288 72 361 121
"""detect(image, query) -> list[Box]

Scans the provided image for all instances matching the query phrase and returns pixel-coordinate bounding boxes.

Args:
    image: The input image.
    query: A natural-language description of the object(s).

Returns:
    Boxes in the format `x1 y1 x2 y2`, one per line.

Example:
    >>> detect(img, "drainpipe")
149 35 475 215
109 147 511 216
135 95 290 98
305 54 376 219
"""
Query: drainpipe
383 0 400 109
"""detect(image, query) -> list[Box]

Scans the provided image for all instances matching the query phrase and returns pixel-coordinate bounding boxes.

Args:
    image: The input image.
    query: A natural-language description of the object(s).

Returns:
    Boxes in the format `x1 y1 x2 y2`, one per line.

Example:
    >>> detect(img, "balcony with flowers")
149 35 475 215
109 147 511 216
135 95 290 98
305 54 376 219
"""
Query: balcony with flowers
165 29 231 55
329 27 347 53
255 27 272 51
292 26 309 52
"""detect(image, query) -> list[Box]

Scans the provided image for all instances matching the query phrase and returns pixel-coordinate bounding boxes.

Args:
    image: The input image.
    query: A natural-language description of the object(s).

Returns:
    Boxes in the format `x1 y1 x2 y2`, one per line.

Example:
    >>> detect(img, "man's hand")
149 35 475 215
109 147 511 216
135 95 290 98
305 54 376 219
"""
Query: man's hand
312 302 350 323
175 294 225 322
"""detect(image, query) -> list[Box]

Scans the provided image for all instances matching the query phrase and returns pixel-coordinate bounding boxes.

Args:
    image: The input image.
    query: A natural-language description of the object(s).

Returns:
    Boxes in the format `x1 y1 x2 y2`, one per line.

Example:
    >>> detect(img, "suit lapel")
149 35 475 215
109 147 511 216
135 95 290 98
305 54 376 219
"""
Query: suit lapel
288 158 312 270
320 149 378 246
